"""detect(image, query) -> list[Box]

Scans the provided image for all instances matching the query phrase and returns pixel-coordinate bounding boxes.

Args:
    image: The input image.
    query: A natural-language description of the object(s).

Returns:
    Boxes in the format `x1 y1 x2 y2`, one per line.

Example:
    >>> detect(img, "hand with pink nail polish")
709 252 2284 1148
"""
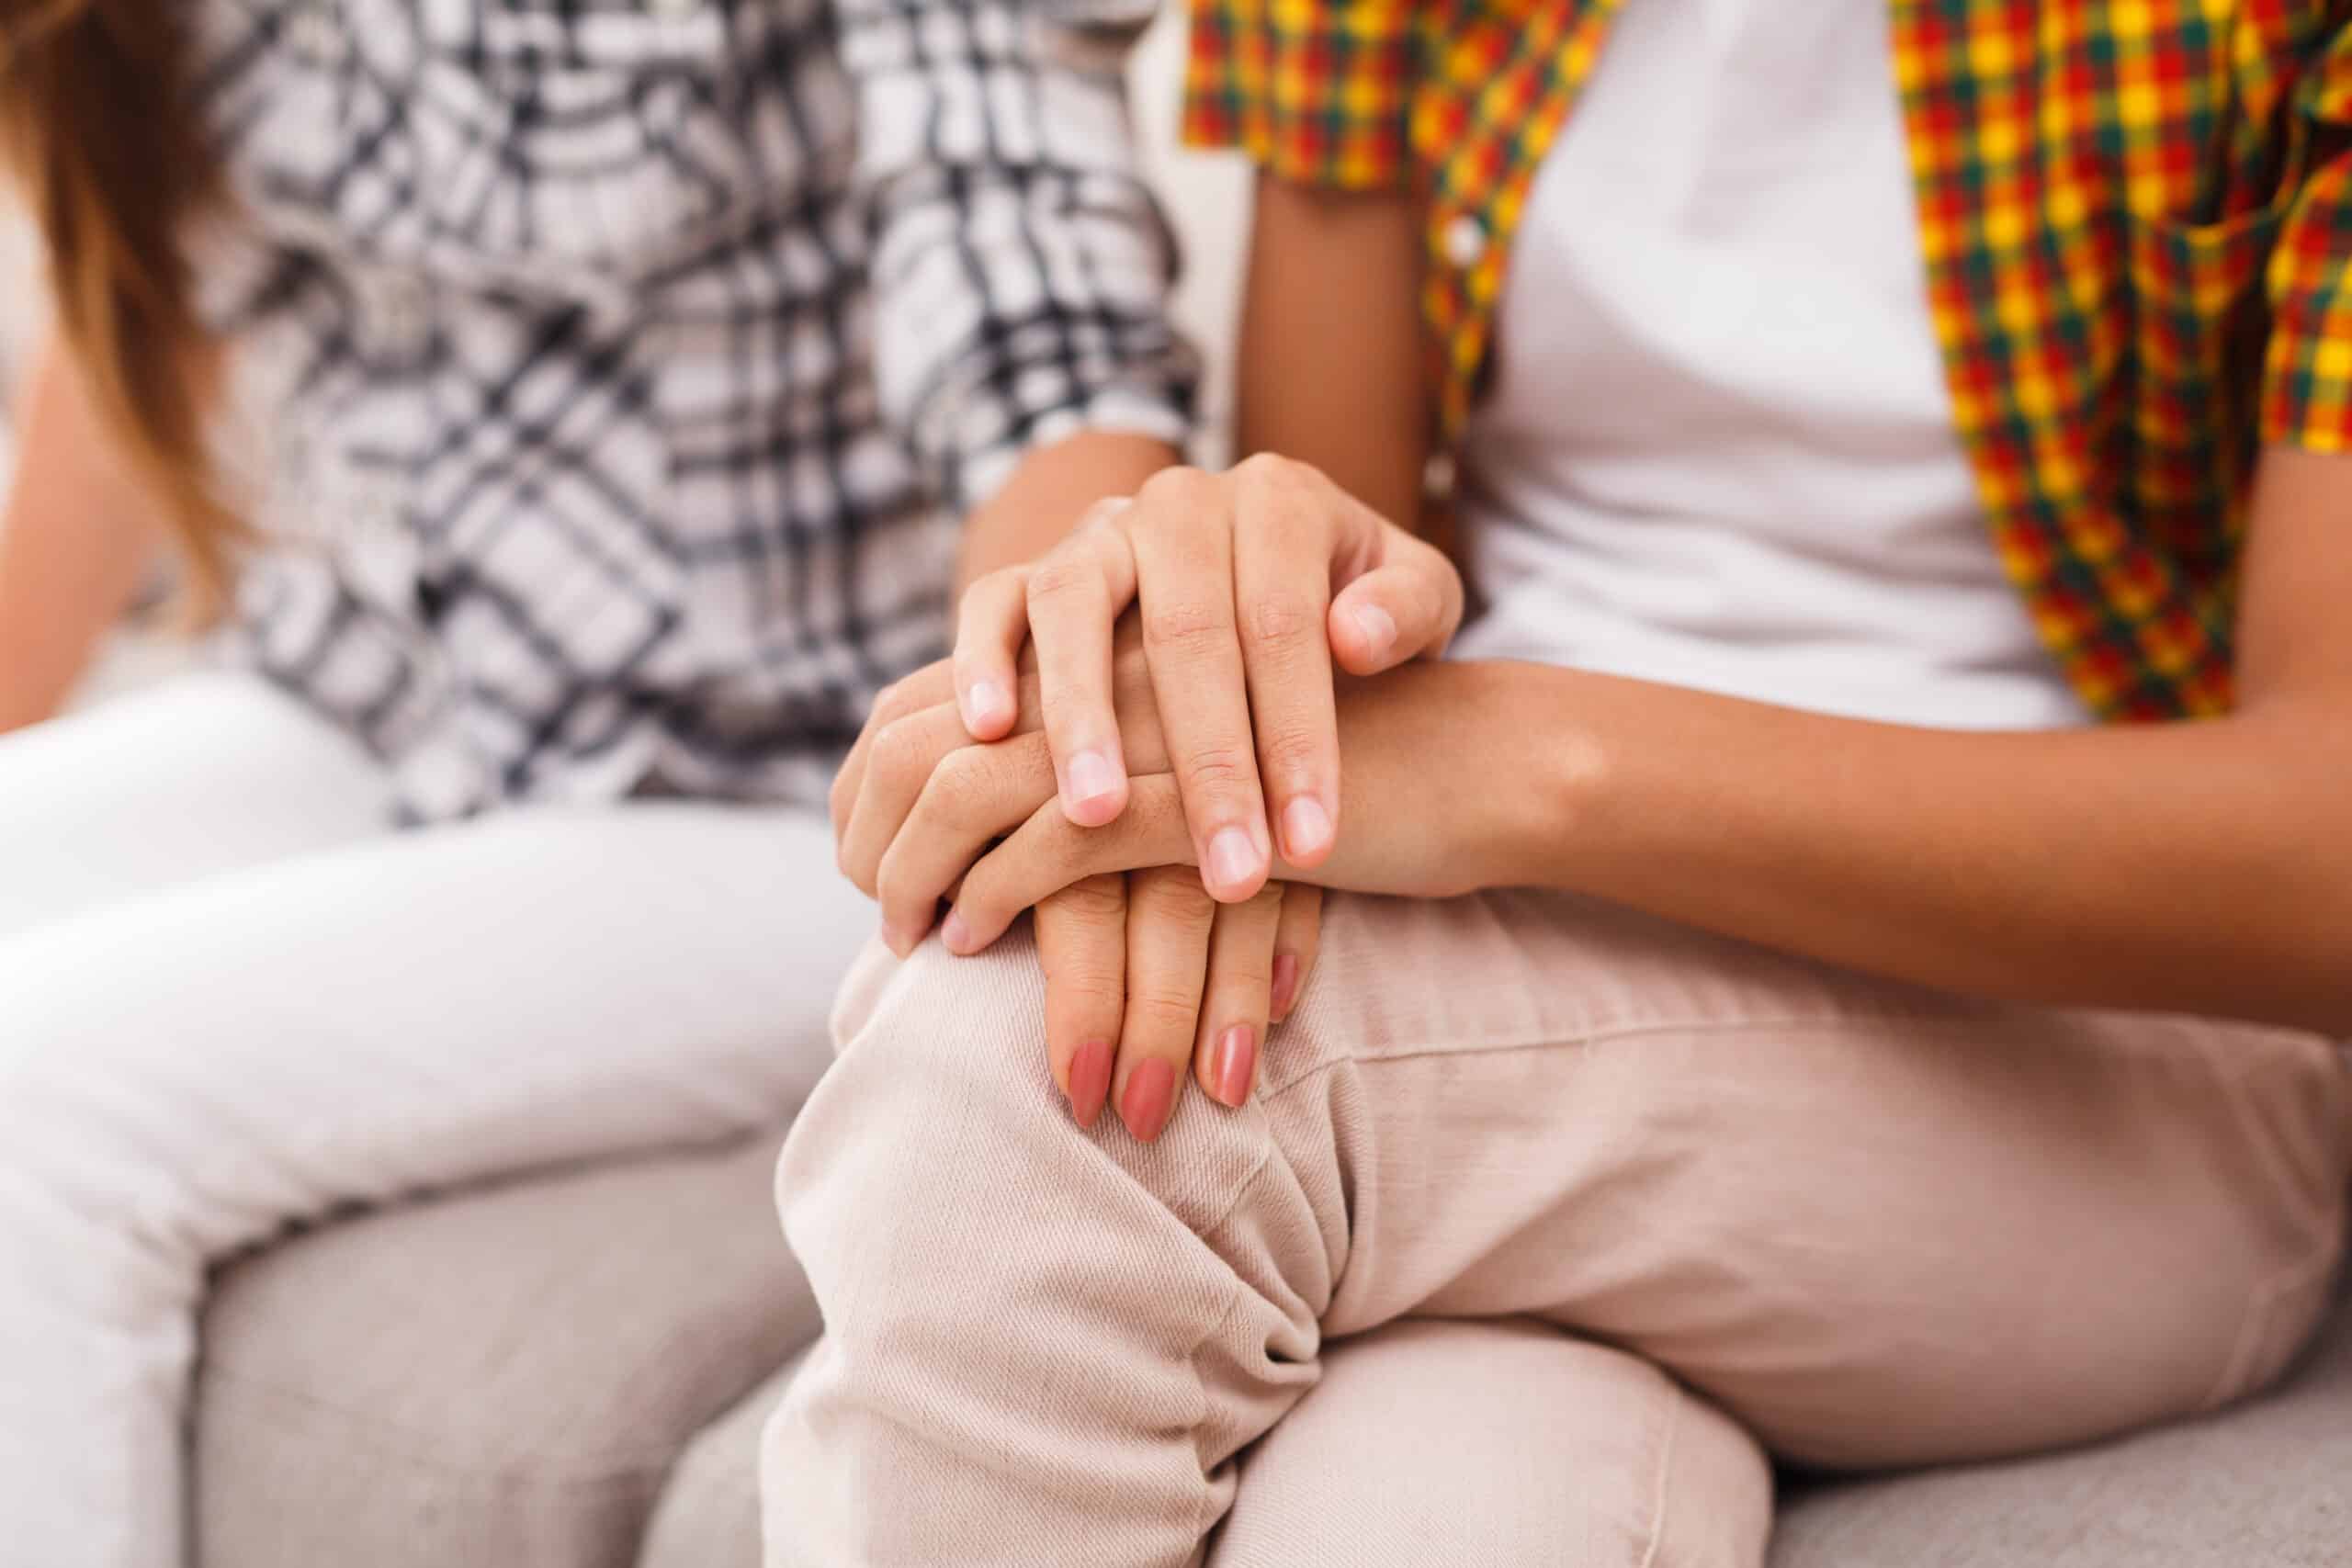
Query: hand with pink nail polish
825 625 1327 1138
1032 870 1324 1142
944 456 1464 904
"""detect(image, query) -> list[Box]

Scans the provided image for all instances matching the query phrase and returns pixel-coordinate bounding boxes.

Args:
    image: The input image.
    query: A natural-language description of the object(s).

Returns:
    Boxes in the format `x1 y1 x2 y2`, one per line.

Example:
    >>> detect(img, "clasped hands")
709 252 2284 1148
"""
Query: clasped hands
831 457 1476 1142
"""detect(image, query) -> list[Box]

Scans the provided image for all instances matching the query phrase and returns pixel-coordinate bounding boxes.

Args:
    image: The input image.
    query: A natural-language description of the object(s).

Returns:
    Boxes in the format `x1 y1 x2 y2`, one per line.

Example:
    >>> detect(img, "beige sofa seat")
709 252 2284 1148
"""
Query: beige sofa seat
1774 1274 2352 1567
638 1353 801 1568
194 1131 2352 1566
193 1136 808 1568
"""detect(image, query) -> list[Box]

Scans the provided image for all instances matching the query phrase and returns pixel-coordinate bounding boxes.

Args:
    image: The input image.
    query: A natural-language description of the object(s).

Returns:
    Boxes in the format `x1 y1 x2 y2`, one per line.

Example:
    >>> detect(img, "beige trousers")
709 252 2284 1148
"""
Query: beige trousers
765 890 2351 1566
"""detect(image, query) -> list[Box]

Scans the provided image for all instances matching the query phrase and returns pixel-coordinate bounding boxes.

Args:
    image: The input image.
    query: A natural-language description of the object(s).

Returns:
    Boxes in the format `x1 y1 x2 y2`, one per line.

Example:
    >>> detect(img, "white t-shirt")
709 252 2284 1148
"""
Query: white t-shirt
1449 0 2089 730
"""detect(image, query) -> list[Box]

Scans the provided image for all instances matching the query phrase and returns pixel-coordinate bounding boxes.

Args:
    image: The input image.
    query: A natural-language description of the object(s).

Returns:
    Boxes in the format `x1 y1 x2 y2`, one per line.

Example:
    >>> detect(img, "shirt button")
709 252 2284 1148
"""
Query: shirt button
1422 450 1458 501
1442 213 1487 271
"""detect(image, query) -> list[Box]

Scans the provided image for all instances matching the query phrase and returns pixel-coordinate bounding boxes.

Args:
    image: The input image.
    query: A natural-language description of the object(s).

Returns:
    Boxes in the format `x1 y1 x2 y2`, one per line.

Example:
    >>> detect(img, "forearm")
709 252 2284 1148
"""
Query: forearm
1237 176 1429 531
1477 662 2352 1032
955 431 1179 590
0 336 163 732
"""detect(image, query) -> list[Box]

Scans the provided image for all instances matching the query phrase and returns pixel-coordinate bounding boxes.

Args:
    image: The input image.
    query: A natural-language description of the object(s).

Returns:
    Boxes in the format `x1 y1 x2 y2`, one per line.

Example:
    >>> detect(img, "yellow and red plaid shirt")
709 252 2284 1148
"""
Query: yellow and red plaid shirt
1183 0 2352 719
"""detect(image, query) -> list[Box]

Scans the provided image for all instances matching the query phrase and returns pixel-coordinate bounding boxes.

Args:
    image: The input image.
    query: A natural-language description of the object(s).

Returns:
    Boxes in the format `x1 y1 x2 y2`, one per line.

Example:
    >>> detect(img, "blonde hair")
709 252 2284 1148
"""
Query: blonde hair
1 0 239 616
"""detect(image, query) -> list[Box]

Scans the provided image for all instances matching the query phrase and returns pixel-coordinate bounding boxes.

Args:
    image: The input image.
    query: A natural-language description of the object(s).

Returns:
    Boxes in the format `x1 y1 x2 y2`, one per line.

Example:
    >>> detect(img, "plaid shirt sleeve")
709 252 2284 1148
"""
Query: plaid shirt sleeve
841 0 1199 515
2260 26 2352 451
1181 0 1418 188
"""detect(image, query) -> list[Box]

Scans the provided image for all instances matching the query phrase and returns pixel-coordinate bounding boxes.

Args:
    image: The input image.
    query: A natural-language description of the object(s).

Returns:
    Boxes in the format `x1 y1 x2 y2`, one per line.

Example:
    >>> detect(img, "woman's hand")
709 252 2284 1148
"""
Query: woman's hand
832 640 1328 1139
836 632 1519 953
1035 871 1321 1140
948 456 1464 903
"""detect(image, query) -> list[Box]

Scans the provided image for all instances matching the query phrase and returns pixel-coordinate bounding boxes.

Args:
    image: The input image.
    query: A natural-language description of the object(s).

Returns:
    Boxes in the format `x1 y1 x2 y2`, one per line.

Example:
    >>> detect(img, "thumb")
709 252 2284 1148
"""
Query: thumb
1328 532 1464 675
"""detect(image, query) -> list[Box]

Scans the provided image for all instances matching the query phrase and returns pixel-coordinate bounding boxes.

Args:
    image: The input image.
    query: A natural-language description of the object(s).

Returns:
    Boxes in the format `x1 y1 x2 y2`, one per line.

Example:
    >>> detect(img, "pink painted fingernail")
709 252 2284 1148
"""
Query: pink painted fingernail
1206 827 1263 896
1351 603 1397 662
964 680 1012 732
1211 1025 1258 1109
1065 750 1124 821
1121 1058 1177 1143
1069 1041 1113 1129
1271 953 1301 1019
1282 795 1333 862
941 910 973 953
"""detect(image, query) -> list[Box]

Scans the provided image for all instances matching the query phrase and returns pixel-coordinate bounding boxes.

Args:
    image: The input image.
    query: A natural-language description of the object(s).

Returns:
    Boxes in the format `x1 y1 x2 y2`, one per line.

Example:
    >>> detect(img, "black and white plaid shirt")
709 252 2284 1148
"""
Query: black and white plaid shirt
190 0 1195 820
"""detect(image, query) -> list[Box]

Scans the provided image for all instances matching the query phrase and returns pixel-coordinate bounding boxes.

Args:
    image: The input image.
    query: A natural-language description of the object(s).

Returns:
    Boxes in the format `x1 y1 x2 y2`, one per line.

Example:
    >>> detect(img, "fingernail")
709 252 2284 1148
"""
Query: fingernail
1282 795 1333 862
1066 749 1124 819
941 910 973 953
964 679 1012 731
1271 953 1300 1019
1121 1058 1177 1143
879 919 910 958
1069 1041 1114 1129
1211 1025 1258 1109
1206 827 1264 896
1351 603 1397 663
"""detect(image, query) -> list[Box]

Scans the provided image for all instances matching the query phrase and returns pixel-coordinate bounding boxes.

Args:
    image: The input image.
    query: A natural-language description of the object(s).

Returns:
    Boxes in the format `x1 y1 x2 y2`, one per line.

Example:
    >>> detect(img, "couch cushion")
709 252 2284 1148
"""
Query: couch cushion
1772 1282 2352 1567
637 1350 804 1568
193 1134 812 1568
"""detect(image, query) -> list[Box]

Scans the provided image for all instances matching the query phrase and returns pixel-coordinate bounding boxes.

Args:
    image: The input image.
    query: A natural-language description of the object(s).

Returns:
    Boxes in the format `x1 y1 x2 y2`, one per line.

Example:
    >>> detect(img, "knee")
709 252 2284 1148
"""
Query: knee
787 930 1061 1181
777 932 1062 1271
775 931 1276 1321
0 932 192 1257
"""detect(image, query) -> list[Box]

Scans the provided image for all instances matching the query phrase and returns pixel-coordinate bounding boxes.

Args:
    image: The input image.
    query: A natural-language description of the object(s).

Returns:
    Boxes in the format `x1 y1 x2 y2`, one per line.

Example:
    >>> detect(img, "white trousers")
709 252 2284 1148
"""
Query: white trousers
0 672 871 1568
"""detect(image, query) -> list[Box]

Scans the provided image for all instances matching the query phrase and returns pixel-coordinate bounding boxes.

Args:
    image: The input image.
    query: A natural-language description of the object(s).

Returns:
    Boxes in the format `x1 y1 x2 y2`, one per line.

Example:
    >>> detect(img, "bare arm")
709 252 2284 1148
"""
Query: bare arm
954 431 1178 589
0 334 165 733
1237 175 1429 530
1453 445 2352 1034
1226 180 2352 1030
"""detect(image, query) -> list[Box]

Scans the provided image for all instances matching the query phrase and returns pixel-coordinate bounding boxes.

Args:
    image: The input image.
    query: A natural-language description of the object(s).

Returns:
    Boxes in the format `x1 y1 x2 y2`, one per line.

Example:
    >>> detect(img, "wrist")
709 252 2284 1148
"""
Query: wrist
955 431 1179 589
1468 660 1605 894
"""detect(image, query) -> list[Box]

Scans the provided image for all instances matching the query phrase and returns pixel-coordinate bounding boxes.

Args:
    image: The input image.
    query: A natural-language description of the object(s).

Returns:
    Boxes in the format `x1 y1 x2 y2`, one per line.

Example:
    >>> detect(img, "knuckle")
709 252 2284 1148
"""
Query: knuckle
1136 464 1217 513
1232 450 1293 485
921 758 991 830
1235 450 1329 498
1078 495 1135 534
1178 742 1260 799
872 716 932 786
1246 593 1322 650
1127 991 1204 1039
1049 975 1130 1022
1037 815 1094 875
875 672 926 725
1024 558 1101 608
1141 598 1234 657
1133 872 1216 923
1256 725 1327 786
971 564 1025 604
1046 874 1128 922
